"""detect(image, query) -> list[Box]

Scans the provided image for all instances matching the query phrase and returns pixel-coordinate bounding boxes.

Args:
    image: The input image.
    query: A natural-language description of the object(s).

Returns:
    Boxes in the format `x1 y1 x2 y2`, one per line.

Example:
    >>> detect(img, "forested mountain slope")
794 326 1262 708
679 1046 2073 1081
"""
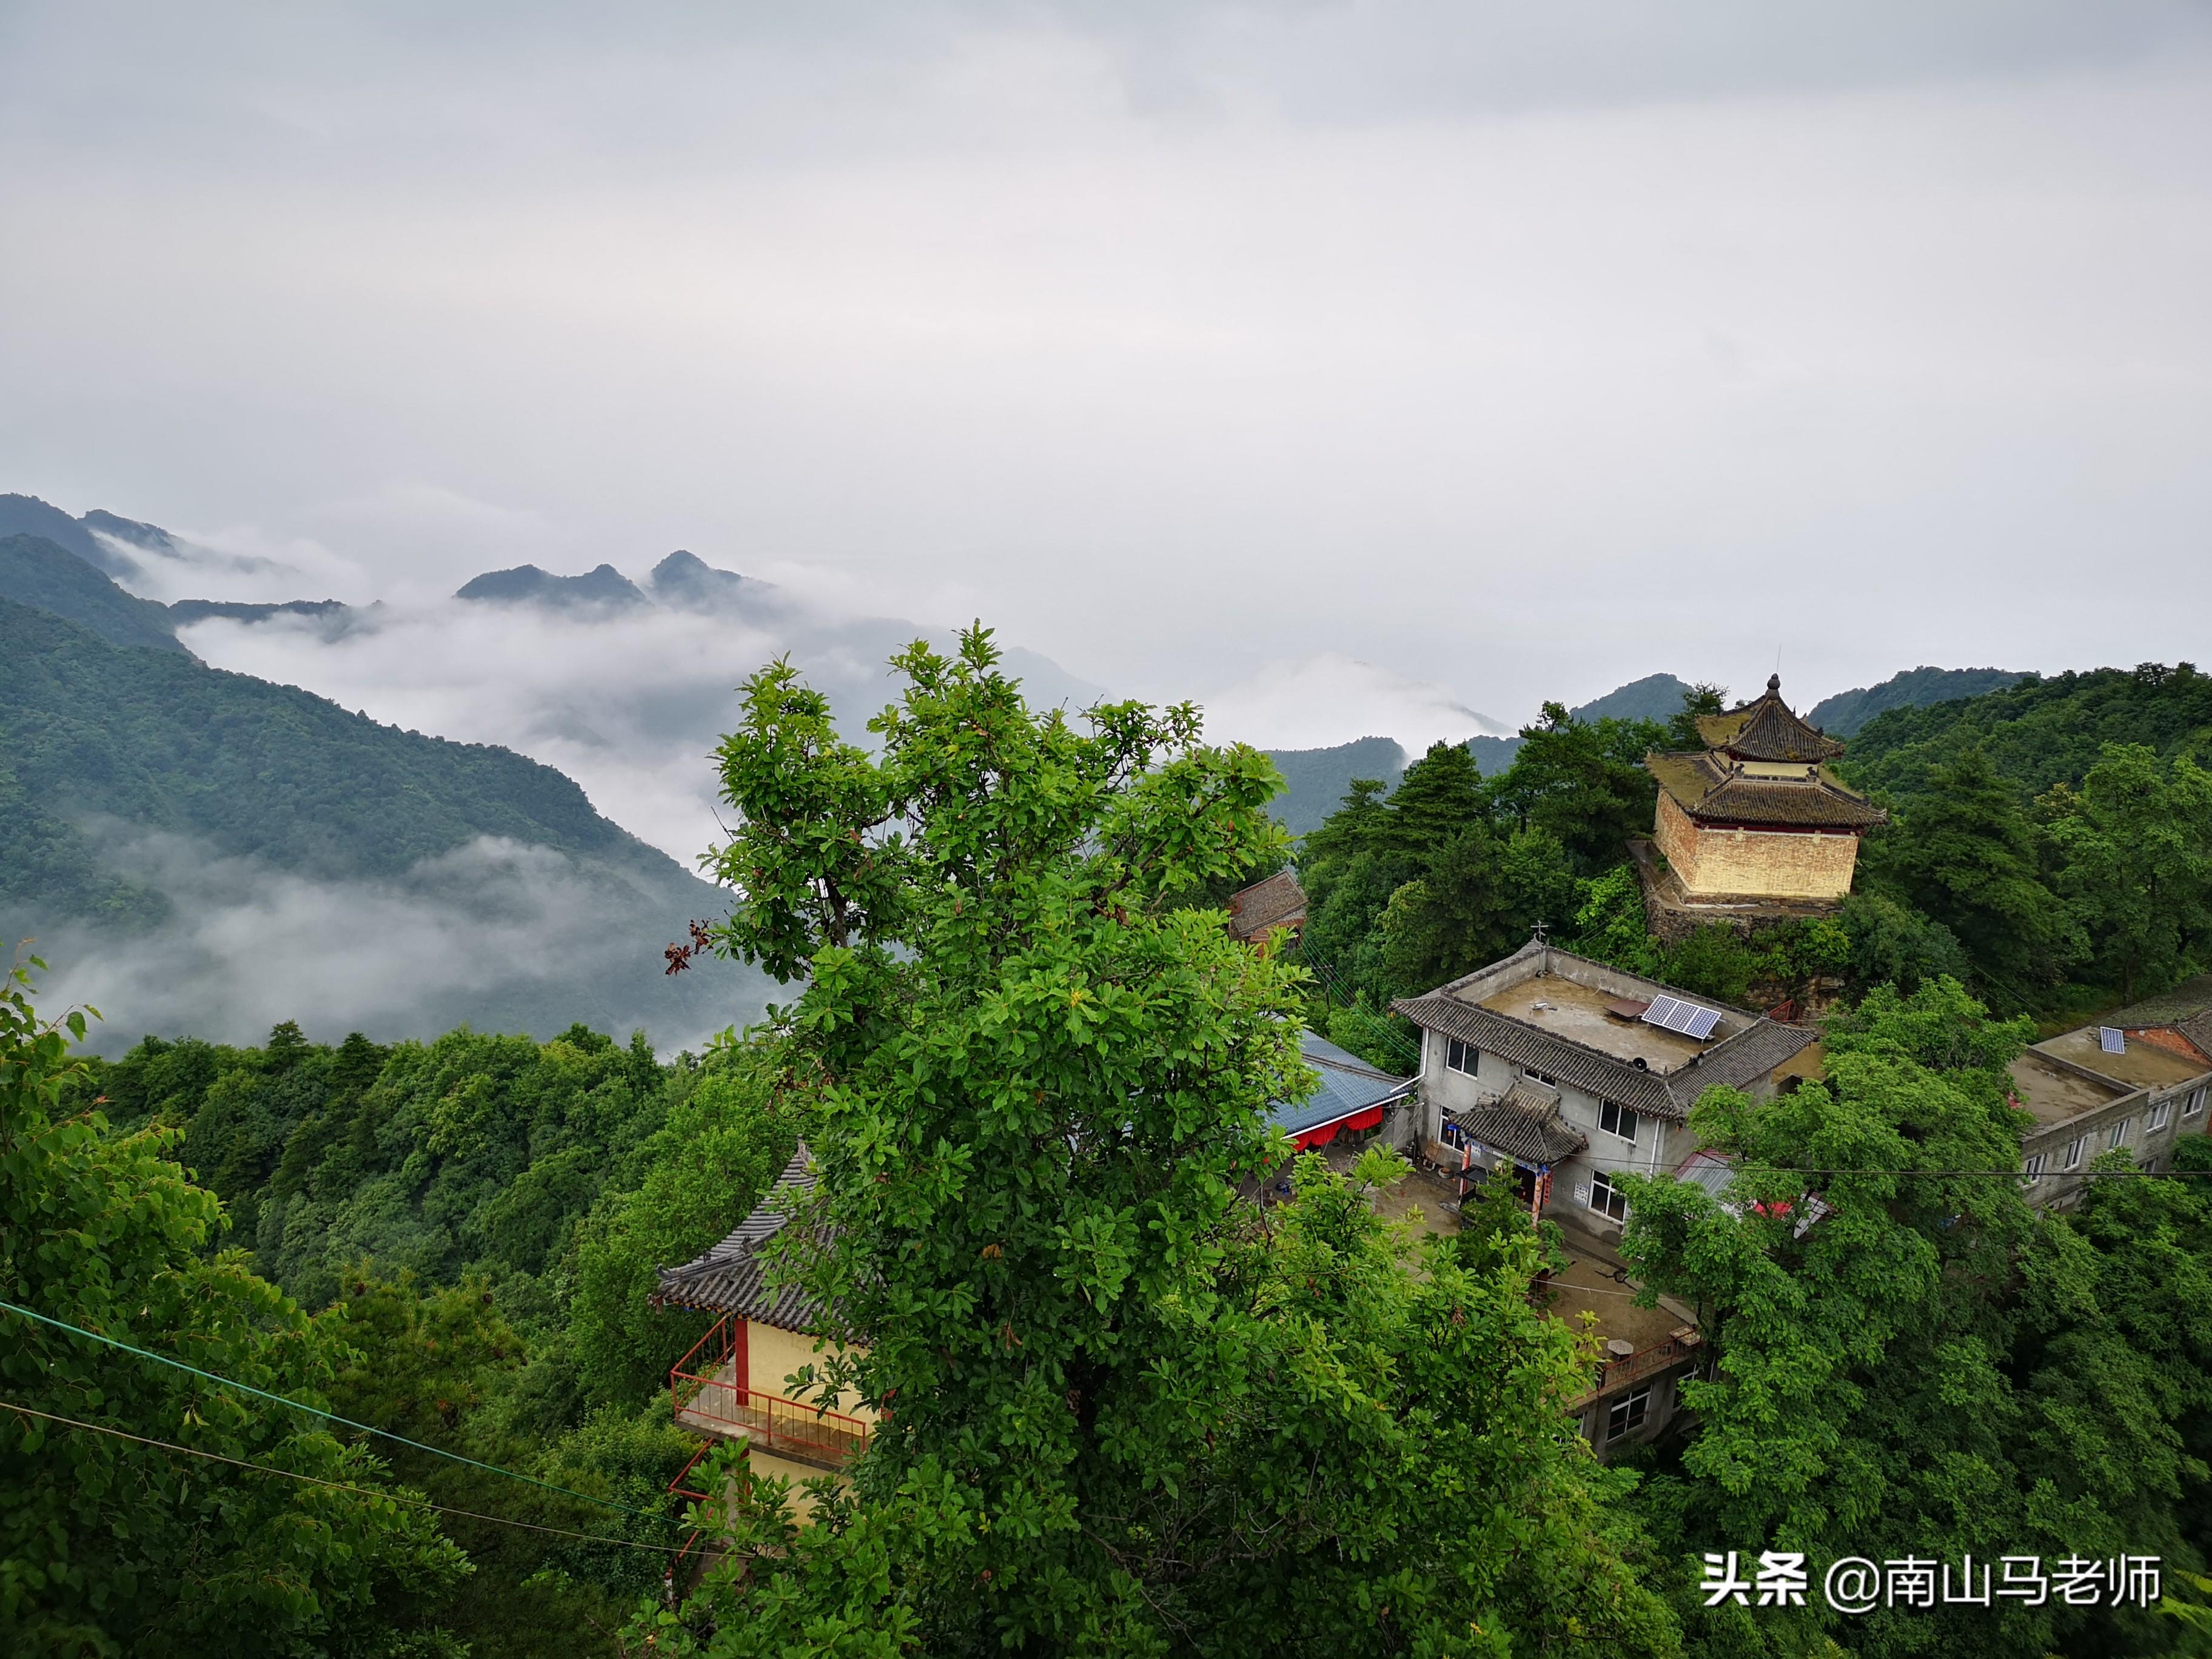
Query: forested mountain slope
0 532 186 652
1840 662 2212 802
1807 664 2027 736
0 595 764 1046
1264 736 1407 834
0 490 142 577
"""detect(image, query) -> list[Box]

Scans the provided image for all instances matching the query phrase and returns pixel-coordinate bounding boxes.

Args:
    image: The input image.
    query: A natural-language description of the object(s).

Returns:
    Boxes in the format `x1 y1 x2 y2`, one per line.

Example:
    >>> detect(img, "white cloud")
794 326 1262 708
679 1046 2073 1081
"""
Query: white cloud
90 520 374 605
24 829 771 1056
1199 653 1509 754
4 3 2211 748
171 580 1103 864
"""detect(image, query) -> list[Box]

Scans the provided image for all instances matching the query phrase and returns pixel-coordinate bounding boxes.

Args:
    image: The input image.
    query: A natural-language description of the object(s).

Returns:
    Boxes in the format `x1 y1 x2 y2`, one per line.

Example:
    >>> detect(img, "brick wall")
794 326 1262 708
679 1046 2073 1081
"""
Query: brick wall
2130 1026 2212 1067
1655 792 1861 900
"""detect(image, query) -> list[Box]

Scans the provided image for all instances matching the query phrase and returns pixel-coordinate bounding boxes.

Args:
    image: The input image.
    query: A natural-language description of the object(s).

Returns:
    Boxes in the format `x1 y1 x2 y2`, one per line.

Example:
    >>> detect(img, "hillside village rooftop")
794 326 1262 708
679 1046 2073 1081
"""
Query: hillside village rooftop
1393 939 1816 1124
1475 974 1720 1074
2009 1023 2212 1126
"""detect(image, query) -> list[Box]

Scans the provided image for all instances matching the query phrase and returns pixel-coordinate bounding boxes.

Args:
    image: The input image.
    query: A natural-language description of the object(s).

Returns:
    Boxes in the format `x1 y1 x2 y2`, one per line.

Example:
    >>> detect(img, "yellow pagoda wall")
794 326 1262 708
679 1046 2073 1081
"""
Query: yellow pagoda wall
747 1319 877 1423
1654 792 1861 901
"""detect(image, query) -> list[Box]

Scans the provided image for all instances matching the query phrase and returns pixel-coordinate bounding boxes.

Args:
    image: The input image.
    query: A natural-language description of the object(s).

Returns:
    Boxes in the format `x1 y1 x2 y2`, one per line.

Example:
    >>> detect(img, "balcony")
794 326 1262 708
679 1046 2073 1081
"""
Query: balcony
671 1314 871 1471
1568 1327 1704 1412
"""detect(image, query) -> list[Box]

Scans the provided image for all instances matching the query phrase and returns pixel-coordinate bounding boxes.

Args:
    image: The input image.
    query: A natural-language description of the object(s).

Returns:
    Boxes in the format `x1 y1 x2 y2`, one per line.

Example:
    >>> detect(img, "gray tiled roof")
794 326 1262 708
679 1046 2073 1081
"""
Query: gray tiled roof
1393 970 1816 1124
1694 676 1845 763
1647 751 1886 830
2181 1011 2212 1064
654 1147 828 1333
1269 1031 1415 1136
1447 1079 1587 1167
1228 870 1308 941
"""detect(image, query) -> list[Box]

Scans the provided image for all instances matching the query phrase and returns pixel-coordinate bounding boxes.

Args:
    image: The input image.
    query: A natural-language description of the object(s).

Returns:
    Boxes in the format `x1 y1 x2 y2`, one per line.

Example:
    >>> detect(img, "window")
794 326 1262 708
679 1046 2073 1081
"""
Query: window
1606 1385 1652 1443
1526 1068 1558 1087
2106 1119 2130 1151
2022 1152 2048 1182
2063 1136 2087 1170
1599 1101 1639 1144
2151 1099 2172 1131
1445 1037 1479 1076
2187 1087 2207 1118
1588 1171 1629 1224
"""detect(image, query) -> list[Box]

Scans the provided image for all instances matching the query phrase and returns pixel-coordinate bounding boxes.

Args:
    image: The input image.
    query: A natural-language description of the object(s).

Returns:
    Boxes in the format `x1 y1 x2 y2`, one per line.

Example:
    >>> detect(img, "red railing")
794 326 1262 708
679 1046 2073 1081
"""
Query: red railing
1569 1330 1703 1410
670 1315 871 1468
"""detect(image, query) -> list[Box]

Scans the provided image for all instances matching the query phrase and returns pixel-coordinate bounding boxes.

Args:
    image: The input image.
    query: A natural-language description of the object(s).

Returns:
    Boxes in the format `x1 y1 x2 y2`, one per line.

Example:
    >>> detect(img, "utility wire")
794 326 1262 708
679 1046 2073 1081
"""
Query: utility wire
1300 954 1421 1062
0 1298 673 1527
1308 957 1413 1046
0 1399 691 1554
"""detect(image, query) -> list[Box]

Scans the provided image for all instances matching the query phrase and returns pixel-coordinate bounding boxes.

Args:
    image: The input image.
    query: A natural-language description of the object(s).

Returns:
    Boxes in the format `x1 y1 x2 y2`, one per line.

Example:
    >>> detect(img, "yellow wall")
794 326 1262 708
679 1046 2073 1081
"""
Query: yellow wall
743 1446 845 1517
746 1319 877 1422
1655 792 1861 900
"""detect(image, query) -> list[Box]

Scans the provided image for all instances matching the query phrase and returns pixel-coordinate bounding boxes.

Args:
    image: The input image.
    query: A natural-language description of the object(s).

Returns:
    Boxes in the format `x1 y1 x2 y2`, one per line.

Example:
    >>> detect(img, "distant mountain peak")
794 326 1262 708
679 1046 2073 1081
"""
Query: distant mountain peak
455 562 649 609
648 548 768 612
0 492 146 581
81 509 179 553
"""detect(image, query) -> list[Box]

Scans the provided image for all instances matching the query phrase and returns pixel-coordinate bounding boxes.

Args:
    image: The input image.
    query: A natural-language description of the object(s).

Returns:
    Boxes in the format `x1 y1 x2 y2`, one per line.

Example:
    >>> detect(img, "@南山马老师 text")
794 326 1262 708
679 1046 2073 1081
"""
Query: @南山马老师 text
1699 1552 2163 1612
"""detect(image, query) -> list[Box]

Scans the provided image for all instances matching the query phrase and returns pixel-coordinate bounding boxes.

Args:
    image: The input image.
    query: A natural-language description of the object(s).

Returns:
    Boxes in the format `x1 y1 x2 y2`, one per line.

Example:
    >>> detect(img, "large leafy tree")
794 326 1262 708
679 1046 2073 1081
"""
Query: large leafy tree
1377 822 1578 995
2041 743 2212 1002
1619 980 2211 1657
1861 746 2080 1004
0 957 471 1657
1485 705 1663 874
652 629 1677 1657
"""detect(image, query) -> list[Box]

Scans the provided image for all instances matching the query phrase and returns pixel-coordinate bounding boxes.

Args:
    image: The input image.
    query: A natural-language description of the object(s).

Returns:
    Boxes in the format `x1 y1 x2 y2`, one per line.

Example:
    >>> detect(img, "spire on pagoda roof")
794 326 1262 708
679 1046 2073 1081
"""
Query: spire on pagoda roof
1692 674 1845 763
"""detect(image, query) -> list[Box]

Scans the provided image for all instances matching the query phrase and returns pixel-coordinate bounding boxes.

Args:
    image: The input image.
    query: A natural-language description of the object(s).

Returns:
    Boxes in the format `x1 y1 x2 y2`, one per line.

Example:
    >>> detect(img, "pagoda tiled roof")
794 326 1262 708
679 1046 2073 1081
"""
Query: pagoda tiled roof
1647 751 1886 831
1694 675 1846 763
653 1146 828 1333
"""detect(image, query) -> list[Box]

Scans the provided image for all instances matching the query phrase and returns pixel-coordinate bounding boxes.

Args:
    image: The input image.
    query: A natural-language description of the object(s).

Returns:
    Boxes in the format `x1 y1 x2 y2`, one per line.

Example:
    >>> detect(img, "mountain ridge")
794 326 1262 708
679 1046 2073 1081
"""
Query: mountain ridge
0 588 762 1048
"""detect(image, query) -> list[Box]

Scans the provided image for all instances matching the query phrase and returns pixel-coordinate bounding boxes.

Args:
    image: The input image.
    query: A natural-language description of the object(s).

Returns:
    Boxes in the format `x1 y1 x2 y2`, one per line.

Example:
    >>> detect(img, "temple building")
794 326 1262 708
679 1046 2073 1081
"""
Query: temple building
655 1146 871 1525
1635 675 1884 934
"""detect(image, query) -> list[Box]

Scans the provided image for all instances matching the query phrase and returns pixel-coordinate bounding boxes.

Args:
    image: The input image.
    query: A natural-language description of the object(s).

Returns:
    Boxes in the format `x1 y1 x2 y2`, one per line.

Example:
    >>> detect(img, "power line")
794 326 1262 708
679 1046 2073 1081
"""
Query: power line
1299 953 1421 1062
0 1298 672 1527
0 1399 690 1555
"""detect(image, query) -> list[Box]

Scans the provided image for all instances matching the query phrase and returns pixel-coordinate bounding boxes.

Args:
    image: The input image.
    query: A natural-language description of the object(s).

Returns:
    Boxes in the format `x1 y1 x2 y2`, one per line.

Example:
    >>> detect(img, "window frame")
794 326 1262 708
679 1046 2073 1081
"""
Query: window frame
1444 1037 1479 1077
1525 1067 1559 1087
1587 1170 1629 1224
1598 1100 1639 1145
1606 1385 1653 1443
2106 1119 2130 1151
2151 1099 2172 1131
2063 1136 2086 1170
2022 1151 2048 1182
2185 1085 2207 1118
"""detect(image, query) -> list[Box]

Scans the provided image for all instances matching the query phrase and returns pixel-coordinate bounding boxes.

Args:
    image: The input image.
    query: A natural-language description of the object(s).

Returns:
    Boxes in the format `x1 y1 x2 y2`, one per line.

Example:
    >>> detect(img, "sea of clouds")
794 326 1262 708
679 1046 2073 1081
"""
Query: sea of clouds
20 826 770 1056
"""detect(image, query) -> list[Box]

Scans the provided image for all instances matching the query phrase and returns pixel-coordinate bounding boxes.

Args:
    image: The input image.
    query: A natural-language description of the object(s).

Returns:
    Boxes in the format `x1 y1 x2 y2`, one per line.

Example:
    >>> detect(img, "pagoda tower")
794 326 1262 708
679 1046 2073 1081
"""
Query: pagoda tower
1639 675 1885 910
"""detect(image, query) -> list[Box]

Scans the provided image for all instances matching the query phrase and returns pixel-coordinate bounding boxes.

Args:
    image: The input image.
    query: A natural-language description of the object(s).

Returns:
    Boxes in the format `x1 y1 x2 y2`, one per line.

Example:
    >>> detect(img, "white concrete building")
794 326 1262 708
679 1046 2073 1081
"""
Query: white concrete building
1390 937 1818 1242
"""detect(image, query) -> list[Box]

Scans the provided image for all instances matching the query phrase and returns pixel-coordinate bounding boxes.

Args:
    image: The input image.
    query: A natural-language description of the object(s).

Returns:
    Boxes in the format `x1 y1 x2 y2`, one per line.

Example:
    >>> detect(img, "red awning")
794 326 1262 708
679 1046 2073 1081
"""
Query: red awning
1290 1102 1386 1151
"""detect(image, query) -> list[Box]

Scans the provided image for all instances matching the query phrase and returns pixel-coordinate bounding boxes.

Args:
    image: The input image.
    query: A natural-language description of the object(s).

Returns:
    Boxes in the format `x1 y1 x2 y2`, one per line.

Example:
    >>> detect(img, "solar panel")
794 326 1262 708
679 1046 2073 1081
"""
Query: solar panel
2100 1027 2127 1054
1641 994 1723 1041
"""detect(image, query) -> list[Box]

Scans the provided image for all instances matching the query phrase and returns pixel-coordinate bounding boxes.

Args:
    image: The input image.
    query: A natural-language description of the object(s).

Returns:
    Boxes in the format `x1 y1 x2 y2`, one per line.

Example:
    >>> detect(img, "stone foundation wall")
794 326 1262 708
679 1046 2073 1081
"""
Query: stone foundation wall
1628 839 1842 949
1654 793 1860 900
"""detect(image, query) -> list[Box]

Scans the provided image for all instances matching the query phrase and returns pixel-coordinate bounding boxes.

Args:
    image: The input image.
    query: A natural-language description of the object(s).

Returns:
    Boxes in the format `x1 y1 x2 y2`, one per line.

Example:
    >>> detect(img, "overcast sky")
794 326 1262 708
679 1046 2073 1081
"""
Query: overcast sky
5 2 2211 741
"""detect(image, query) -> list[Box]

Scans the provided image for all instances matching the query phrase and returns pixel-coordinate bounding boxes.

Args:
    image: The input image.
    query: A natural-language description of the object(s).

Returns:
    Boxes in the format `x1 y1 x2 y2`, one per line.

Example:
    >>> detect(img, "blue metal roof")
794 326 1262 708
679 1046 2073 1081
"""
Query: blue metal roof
1267 1032 1415 1136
